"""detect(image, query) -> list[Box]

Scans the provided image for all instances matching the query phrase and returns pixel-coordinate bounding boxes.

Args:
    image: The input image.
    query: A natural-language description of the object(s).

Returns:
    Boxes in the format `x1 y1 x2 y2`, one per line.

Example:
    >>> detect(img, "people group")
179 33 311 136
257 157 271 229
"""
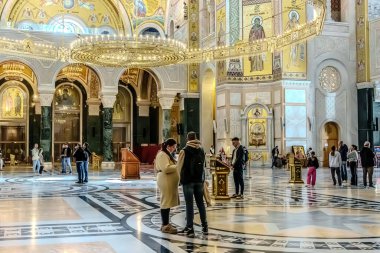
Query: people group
327 140 376 188
31 142 91 183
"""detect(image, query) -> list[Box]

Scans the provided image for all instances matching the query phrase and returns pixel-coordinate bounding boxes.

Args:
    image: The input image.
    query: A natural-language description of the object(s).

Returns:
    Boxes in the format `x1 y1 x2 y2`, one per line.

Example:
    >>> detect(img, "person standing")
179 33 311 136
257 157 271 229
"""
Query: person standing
83 142 91 183
329 146 342 187
61 144 67 174
38 148 44 175
338 141 349 182
31 143 40 173
271 146 279 168
347 145 359 186
64 143 73 174
0 149 4 171
231 137 245 199
177 132 208 237
155 138 179 234
305 151 319 188
73 143 85 184
360 141 375 188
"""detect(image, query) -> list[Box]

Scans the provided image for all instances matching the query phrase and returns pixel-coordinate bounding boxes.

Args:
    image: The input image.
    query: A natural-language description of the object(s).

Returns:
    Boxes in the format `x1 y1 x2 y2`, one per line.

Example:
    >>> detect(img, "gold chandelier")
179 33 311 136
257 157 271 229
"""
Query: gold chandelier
0 0 325 68
70 34 188 68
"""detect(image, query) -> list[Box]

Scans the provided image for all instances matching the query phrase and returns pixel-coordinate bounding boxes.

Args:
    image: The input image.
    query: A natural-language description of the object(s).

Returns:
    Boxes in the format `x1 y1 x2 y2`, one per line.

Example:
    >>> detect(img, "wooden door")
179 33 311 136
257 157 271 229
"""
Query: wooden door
322 122 339 167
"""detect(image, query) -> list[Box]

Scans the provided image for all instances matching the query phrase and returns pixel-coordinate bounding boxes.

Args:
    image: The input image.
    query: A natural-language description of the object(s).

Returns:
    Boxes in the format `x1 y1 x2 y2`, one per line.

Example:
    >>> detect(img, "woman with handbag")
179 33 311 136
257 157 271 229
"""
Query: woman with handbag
155 138 179 234
305 151 319 188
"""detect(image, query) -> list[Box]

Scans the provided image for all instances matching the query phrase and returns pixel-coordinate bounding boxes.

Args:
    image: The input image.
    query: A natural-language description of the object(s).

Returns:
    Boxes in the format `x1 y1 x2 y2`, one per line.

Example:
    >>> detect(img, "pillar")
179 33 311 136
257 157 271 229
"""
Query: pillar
159 96 175 141
39 92 54 164
326 0 332 21
101 95 116 166
86 98 101 154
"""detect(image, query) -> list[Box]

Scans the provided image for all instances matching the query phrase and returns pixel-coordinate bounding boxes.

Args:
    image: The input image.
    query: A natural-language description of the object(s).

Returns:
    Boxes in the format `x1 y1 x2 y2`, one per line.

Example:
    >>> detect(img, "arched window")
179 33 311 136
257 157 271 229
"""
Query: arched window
48 15 86 34
140 27 161 37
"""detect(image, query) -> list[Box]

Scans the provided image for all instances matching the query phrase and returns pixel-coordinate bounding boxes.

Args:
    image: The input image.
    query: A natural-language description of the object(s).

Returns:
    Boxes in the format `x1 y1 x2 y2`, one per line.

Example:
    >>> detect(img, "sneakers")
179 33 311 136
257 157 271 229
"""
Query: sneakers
161 224 177 234
231 194 238 198
236 194 244 199
179 227 195 238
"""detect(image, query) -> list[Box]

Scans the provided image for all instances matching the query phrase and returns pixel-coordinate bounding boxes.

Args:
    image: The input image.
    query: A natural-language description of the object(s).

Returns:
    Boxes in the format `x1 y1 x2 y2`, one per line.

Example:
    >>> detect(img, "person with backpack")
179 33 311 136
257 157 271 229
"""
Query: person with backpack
305 151 319 188
231 137 245 199
177 132 208 237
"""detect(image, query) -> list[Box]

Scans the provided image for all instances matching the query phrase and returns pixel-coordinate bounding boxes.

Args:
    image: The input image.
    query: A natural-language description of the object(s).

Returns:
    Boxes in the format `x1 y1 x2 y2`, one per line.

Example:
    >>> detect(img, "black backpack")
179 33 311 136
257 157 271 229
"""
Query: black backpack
181 147 205 184
242 146 249 163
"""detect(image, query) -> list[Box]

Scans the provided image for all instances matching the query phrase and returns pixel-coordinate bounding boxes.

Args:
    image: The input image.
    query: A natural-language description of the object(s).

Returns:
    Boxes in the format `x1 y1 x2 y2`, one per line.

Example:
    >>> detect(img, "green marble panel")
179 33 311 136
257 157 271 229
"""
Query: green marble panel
102 108 113 161
40 106 52 162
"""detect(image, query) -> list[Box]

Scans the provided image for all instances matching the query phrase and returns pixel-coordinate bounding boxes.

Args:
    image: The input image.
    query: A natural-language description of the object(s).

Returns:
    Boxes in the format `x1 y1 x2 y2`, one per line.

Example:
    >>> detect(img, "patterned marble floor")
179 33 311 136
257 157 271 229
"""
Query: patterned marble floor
0 165 379 253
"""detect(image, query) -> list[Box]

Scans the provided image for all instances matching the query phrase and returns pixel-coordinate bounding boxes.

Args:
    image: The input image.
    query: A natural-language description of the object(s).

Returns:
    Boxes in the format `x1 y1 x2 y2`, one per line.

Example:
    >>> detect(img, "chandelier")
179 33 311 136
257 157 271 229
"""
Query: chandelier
0 0 325 68
70 34 188 68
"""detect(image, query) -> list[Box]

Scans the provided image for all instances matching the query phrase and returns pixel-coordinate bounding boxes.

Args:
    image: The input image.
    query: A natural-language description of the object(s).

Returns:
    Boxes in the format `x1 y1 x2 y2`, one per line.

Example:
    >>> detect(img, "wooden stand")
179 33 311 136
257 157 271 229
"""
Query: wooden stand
91 152 102 170
210 156 231 200
121 148 140 180
288 154 304 184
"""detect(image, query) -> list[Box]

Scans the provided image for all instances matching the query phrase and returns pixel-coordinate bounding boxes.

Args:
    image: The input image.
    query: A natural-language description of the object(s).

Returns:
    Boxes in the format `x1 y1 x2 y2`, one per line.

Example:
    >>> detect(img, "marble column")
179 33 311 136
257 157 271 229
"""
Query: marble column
101 95 116 165
326 0 332 21
159 96 175 142
39 93 54 163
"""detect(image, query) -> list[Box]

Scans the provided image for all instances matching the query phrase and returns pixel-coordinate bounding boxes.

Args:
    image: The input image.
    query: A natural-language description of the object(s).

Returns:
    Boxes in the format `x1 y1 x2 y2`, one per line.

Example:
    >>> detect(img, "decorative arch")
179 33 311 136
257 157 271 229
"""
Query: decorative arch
135 22 165 37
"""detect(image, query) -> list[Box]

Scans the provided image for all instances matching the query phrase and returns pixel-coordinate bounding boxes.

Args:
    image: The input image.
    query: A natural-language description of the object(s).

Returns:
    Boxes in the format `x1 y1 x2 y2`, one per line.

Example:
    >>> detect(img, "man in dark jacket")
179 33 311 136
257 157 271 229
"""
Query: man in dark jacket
271 146 279 168
177 132 208 237
231 137 245 199
360 141 375 188
338 141 348 182
73 143 86 184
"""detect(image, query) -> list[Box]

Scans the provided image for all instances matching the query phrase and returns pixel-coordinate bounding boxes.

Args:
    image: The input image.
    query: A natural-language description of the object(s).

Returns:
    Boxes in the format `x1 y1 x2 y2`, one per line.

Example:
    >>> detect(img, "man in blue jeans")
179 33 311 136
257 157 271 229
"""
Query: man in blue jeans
177 132 208 237
338 141 348 182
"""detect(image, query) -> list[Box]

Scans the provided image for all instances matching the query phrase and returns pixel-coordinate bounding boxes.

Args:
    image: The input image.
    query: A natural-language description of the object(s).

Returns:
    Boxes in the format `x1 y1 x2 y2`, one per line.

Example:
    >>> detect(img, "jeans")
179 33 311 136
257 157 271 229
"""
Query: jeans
363 166 374 187
233 170 244 195
83 161 89 182
64 157 72 173
61 157 66 173
182 183 207 228
76 161 84 182
349 161 357 186
32 159 40 172
330 167 342 186
307 167 316 186
340 161 347 181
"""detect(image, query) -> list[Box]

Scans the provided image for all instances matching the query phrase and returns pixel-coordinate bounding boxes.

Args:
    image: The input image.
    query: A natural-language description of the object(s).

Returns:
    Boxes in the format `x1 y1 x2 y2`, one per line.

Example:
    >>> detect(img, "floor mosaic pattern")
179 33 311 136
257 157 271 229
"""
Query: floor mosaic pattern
0 166 379 252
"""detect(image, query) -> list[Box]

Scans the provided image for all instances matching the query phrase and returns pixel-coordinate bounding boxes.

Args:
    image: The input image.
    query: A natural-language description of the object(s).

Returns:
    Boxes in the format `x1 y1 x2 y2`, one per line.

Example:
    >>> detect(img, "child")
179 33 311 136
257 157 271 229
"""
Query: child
306 151 319 188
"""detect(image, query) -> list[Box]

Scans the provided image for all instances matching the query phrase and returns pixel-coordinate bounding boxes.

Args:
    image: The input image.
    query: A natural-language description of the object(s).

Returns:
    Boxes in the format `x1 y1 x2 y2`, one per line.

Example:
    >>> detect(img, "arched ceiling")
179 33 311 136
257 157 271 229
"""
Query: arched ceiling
0 0 168 34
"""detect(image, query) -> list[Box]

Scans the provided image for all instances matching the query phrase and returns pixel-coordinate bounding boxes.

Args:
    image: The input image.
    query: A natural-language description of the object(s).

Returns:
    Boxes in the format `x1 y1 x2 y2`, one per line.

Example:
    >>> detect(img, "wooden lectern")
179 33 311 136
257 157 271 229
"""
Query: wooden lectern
288 153 304 184
209 156 231 200
121 148 140 179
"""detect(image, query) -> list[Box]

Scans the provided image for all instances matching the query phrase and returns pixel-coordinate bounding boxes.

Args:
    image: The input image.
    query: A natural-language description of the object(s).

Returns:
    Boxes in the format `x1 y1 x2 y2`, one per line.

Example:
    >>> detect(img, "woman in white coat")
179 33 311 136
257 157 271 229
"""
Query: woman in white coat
155 138 179 234
329 145 342 186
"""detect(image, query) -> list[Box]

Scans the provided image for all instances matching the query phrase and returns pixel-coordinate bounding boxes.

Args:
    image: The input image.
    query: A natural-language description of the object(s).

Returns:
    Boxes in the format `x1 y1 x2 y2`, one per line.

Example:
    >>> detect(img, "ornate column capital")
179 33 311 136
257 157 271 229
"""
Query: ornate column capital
38 85 55 107
87 98 101 116
39 93 54 107
101 95 116 109
159 97 175 110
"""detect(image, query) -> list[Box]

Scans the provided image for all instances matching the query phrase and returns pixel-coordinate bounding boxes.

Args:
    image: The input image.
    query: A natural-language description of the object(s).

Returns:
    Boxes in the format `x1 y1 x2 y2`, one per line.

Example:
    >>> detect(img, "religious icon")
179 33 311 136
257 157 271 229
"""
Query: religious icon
102 14 110 24
286 10 301 67
249 121 266 147
248 16 265 72
135 0 147 17
38 9 47 19
88 13 98 23
56 88 74 107
22 7 33 18
2 87 24 119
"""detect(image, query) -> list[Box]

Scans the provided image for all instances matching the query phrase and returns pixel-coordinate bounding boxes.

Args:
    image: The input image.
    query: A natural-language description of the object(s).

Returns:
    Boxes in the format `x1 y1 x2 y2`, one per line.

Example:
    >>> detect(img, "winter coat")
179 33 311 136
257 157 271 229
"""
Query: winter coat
155 151 180 209
360 147 375 167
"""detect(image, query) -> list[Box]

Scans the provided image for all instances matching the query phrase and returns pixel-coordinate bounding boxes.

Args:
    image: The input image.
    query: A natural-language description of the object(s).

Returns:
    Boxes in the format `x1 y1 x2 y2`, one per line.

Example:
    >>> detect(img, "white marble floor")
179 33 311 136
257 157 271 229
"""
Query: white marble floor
0 165 379 253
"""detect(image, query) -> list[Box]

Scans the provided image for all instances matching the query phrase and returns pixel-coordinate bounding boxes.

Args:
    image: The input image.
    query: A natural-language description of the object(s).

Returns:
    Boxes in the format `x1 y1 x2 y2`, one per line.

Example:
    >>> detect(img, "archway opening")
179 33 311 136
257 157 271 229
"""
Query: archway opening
0 61 38 165
322 121 339 167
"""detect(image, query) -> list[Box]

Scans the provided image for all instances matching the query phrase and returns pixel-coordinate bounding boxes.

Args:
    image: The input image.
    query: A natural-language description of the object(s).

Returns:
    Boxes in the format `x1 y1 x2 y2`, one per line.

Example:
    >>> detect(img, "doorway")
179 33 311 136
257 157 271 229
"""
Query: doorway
322 122 339 167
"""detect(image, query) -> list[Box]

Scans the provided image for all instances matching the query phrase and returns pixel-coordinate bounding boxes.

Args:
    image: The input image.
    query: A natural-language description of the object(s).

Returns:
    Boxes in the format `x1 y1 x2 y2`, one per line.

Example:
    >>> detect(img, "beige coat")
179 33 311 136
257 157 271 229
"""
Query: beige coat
155 151 180 209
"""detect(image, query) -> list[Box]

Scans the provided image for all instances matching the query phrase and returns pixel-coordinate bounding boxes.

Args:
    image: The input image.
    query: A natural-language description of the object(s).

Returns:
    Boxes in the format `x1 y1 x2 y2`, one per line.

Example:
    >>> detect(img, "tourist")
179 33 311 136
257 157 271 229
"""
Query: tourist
155 138 179 234
338 141 349 183
60 144 66 173
0 149 4 171
231 137 245 199
360 141 375 188
64 143 73 174
83 142 91 183
305 151 319 188
329 145 342 187
72 143 85 184
38 148 44 175
209 145 215 155
347 145 359 186
306 147 313 159
271 146 279 168
177 132 208 237
31 143 40 173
